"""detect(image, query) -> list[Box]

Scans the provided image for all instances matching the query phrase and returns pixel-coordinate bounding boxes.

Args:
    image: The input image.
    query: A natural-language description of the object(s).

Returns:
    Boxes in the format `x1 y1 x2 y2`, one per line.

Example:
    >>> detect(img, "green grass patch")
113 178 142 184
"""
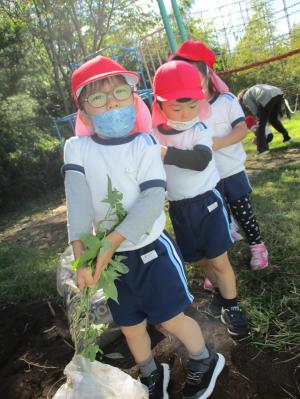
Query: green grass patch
243 111 300 154
0 243 59 303
230 162 300 352
0 188 66 303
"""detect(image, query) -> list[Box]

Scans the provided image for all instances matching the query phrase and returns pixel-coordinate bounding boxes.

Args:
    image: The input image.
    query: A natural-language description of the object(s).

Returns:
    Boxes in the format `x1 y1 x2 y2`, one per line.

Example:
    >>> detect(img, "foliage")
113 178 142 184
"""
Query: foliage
0 93 62 211
221 2 300 102
71 176 129 361
1 0 300 208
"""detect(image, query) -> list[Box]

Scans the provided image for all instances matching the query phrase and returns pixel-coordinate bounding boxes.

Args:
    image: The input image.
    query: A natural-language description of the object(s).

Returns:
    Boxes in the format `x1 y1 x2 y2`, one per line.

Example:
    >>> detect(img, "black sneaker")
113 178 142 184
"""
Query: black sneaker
283 135 292 143
183 352 225 399
140 362 170 399
221 305 251 339
207 292 222 318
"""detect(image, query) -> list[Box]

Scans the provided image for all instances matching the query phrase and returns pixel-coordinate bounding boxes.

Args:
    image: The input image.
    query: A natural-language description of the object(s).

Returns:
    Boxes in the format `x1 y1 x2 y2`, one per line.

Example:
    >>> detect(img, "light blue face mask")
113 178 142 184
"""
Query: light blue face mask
90 104 136 138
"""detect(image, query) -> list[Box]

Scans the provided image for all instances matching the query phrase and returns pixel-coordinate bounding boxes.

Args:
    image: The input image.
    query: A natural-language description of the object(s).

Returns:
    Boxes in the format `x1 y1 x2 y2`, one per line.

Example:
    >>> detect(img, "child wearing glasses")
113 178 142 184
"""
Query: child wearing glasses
62 55 224 399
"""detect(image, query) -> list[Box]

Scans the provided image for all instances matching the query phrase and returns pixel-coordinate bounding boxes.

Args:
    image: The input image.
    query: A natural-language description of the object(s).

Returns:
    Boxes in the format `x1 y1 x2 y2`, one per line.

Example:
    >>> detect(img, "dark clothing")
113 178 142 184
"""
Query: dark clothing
216 171 262 245
256 95 290 153
168 190 234 262
230 195 262 245
164 145 212 171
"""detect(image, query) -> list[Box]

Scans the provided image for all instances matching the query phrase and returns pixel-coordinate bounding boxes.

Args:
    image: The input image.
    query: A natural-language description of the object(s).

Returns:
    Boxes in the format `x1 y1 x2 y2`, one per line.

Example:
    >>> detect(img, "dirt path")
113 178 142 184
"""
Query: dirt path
1 146 300 399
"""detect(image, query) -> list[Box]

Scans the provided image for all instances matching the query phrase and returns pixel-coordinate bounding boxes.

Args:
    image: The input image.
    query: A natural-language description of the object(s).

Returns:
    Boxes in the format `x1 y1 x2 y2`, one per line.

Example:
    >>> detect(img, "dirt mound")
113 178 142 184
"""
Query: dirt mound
0 300 299 399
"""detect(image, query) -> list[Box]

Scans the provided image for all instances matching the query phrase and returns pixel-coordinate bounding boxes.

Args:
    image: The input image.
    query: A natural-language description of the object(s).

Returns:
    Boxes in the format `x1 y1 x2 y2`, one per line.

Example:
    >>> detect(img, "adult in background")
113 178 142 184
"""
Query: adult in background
238 84 292 155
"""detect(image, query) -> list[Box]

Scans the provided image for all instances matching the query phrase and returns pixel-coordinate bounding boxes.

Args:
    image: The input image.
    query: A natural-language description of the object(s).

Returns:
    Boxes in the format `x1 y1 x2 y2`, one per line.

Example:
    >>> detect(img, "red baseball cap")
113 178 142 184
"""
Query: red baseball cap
153 60 205 101
71 55 140 106
245 115 257 129
170 39 215 69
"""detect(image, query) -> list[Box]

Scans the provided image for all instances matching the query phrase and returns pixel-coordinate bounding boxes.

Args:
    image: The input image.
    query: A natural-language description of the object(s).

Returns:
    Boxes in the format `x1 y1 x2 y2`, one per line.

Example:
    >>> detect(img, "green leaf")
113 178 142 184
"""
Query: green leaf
72 235 102 269
98 271 119 303
74 246 101 269
81 343 101 362
80 234 101 249
109 258 129 274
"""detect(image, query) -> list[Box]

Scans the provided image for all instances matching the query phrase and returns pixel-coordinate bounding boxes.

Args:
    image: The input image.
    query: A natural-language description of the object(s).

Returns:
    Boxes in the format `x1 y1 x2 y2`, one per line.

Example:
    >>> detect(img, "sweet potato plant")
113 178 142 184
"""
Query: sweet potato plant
71 176 129 361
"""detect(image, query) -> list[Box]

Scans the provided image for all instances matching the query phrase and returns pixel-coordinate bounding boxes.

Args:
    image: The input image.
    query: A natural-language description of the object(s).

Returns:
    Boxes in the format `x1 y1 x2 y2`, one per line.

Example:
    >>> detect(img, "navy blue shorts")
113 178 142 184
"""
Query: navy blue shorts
107 231 193 327
216 171 252 203
168 190 234 262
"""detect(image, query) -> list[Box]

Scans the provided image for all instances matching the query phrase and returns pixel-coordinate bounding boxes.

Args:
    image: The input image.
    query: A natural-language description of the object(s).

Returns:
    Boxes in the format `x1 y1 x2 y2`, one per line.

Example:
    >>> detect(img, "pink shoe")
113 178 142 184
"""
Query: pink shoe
230 222 243 242
250 243 269 270
203 278 215 291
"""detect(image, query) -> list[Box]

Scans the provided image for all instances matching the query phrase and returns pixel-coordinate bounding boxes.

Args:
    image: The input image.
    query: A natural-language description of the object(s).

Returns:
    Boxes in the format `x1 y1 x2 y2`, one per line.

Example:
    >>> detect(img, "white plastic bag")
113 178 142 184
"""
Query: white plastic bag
56 246 122 349
53 355 148 399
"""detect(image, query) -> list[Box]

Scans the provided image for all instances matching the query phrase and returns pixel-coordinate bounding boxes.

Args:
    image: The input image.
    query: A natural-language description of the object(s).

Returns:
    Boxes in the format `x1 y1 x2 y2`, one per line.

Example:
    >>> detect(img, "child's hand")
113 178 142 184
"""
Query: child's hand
212 136 226 150
160 145 168 158
92 231 125 284
77 267 94 291
92 246 114 284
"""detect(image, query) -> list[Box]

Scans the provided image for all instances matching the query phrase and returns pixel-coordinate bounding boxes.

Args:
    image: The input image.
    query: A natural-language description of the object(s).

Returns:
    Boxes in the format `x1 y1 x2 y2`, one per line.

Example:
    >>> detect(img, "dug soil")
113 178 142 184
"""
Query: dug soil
1 146 300 399
0 299 299 399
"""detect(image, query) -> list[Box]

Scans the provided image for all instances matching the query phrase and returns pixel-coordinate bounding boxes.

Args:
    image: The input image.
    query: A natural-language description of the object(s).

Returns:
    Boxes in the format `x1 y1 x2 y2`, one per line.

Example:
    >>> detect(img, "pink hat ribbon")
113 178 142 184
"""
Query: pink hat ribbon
209 68 229 93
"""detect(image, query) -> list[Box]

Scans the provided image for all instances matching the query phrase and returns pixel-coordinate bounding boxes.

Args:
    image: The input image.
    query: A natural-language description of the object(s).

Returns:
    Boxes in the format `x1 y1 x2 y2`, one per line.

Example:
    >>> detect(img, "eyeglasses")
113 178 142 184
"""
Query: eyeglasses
84 84 133 108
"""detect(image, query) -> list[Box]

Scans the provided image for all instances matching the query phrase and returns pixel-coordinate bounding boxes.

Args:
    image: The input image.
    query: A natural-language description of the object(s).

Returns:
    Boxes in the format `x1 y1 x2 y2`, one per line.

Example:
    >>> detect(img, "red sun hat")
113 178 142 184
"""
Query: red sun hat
153 60 205 101
71 55 140 106
169 39 215 69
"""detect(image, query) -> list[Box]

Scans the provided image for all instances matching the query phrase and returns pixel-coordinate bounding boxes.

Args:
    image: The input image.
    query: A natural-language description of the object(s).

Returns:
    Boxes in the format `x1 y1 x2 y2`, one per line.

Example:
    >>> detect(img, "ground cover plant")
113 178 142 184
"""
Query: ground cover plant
0 113 299 398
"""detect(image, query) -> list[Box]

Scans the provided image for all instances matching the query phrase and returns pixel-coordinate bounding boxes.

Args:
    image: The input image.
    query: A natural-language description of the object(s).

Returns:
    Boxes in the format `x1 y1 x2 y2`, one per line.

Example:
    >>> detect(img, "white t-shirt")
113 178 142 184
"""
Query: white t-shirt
63 133 166 251
205 92 246 179
152 123 220 201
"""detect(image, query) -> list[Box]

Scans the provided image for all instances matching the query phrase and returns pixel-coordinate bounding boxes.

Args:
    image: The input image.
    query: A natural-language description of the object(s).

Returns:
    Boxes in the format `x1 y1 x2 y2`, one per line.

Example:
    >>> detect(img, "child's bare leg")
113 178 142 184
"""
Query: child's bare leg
121 319 151 363
208 252 237 299
161 312 206 354
122 319 169 393
200 258 218 286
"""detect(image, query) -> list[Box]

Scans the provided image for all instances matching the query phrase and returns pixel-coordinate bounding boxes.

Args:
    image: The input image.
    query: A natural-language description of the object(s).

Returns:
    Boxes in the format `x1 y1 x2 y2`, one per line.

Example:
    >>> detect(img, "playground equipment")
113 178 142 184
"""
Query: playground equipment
53 0 188 142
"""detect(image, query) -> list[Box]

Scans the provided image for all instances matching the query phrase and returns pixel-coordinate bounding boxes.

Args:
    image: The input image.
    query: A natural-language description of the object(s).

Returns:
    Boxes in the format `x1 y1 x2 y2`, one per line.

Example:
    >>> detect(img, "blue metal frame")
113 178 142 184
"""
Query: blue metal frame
54 45 153 143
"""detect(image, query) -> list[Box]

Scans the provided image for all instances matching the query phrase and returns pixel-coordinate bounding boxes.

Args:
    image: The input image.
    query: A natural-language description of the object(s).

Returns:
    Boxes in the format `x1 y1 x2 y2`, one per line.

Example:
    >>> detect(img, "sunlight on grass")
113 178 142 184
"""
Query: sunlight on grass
0 243 59 302
243 111 300 154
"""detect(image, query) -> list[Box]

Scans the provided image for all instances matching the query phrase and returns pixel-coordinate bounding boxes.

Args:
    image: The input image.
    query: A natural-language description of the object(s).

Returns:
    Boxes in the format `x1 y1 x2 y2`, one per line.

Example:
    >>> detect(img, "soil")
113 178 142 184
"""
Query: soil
0 299 299 399
1 146 300 399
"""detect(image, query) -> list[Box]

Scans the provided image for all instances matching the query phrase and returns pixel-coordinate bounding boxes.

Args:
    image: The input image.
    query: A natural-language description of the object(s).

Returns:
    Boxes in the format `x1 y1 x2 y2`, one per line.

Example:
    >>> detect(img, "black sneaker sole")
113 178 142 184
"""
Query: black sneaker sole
183 353 225 399
220 314 251 339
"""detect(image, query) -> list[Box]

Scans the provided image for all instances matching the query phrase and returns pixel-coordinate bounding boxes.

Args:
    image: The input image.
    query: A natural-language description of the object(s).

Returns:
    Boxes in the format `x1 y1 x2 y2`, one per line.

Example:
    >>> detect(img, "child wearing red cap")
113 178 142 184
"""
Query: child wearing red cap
62 55 225 399
152 60 250 344
170 39 269 276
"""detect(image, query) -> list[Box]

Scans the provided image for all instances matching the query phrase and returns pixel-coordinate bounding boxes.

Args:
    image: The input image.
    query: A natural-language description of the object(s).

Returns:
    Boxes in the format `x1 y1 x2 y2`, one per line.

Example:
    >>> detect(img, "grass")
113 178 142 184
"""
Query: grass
229 161 300 351
0 188 66 303
0 113 299 352
0 243 60 302
243 111 300 154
